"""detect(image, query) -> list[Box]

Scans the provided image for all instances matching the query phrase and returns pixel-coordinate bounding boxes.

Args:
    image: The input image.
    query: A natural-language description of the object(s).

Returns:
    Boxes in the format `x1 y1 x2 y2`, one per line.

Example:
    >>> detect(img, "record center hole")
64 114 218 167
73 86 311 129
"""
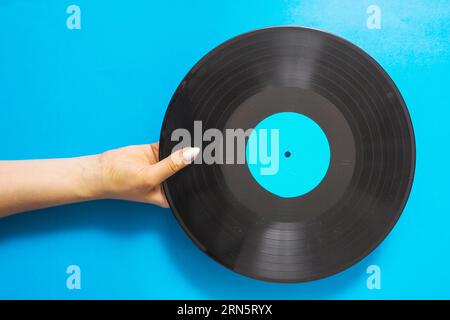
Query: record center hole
284 151 291 158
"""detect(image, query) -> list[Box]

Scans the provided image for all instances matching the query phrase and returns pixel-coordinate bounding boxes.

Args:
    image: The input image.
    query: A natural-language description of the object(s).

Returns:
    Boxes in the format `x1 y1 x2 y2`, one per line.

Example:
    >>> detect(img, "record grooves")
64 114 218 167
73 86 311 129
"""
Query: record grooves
159 26 415 283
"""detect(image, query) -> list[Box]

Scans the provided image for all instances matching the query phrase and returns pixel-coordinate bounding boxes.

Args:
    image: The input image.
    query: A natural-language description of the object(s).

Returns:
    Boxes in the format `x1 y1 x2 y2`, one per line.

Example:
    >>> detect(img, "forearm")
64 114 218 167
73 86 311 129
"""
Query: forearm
0 155 104 217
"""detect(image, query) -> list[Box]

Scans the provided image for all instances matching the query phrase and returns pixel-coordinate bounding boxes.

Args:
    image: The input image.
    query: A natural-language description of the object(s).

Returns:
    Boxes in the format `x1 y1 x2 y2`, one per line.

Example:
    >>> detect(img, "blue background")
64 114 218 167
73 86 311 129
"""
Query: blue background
0 0 449 299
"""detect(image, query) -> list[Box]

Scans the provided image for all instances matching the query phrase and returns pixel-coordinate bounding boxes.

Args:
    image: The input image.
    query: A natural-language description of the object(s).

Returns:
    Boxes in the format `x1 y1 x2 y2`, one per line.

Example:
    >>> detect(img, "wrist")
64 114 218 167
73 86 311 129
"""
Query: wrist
77 154 107 200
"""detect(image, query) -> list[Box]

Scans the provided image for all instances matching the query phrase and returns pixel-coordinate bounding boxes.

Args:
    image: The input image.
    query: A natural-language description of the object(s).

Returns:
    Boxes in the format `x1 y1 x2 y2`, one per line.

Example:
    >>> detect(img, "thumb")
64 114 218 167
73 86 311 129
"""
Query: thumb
150 146 200 184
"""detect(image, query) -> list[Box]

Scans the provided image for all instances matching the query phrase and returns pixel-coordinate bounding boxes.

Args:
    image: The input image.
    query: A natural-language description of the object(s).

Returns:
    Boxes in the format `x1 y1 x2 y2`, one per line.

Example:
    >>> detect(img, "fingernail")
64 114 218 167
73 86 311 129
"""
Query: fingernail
182 147 200 163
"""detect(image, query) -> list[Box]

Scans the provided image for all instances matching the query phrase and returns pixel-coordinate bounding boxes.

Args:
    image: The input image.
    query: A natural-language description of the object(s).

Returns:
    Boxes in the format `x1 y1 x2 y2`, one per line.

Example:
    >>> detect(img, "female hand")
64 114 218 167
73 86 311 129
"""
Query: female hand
98 143 199 207
0 143 200 217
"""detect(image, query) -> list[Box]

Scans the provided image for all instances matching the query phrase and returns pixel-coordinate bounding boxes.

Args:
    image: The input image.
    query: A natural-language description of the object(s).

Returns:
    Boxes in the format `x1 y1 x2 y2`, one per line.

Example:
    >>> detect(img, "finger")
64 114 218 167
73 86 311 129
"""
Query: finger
148 185 169 208
149 142 160 161
158 196 169 208
149 147 200 184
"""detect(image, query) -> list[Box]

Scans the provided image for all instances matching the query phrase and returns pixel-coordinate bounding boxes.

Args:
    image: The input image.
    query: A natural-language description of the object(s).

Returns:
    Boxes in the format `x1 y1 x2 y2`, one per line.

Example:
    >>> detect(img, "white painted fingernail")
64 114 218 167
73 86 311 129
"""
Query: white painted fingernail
182 147 200 162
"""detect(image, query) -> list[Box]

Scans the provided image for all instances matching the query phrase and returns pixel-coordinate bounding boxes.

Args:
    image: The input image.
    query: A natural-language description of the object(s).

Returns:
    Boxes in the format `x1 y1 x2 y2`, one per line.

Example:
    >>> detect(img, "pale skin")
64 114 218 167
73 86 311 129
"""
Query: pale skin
0 143 200 218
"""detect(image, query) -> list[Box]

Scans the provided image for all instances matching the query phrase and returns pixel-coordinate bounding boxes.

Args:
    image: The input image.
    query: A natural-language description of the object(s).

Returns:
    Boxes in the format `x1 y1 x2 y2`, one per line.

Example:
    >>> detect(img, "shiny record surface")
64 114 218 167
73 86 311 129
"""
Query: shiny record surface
159 26 415 283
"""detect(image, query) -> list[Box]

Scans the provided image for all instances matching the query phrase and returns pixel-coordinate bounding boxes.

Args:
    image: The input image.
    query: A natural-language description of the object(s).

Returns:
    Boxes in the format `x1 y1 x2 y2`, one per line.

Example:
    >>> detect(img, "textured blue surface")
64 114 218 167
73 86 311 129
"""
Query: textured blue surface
0 0 449 299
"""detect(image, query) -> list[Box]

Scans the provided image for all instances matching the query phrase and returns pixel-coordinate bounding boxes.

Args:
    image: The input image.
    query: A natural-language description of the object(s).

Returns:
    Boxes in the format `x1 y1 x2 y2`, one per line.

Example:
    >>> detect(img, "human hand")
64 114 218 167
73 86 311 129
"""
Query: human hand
96 143 200 207
0 142 198 217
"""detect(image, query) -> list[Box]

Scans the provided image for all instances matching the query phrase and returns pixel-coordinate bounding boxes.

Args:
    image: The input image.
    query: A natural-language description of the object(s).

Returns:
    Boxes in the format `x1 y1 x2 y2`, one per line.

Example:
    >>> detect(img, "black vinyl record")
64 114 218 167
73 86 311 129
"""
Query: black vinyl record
159 26 415 282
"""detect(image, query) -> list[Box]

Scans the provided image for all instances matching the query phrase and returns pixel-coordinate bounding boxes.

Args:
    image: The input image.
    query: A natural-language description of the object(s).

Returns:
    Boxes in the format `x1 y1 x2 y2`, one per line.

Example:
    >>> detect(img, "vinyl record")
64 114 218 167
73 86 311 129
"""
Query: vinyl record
159 26 415 283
